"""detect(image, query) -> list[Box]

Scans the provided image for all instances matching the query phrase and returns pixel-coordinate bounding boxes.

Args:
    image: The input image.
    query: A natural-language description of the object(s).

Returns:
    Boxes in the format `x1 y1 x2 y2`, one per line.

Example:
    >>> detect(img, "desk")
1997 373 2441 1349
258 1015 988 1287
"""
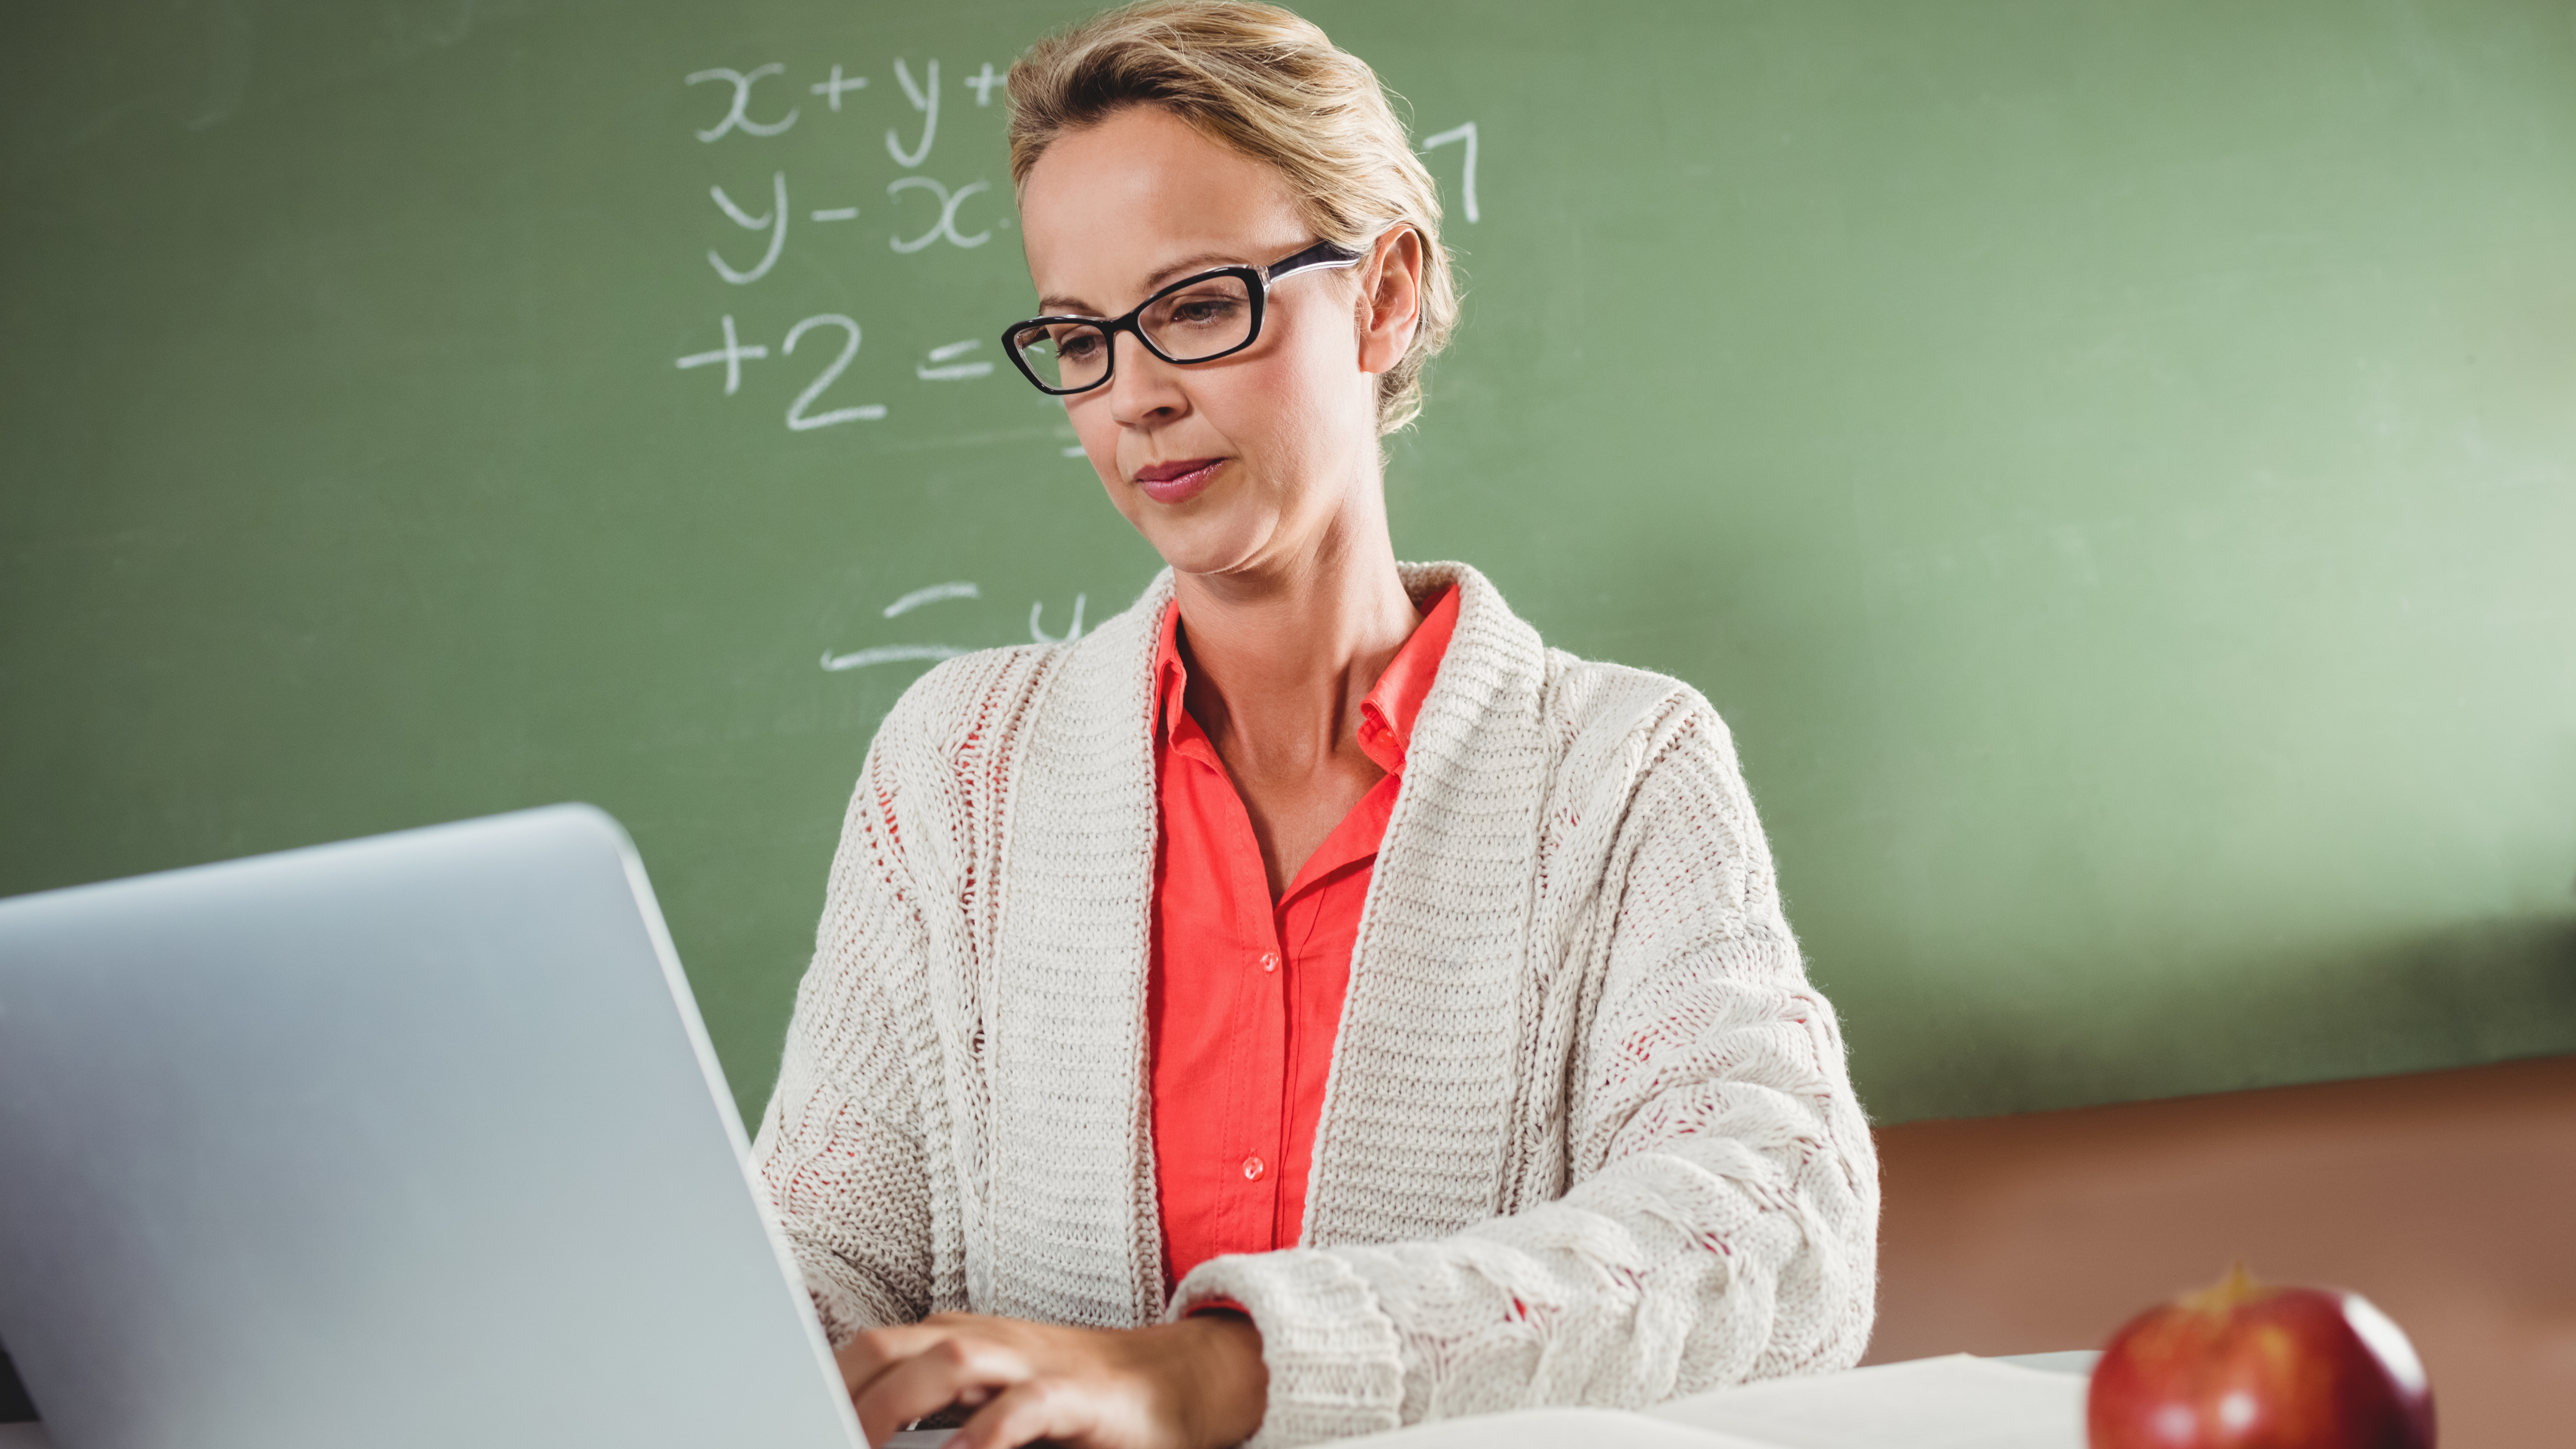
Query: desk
1330 1353 2093 1449
0 1353 2097 1449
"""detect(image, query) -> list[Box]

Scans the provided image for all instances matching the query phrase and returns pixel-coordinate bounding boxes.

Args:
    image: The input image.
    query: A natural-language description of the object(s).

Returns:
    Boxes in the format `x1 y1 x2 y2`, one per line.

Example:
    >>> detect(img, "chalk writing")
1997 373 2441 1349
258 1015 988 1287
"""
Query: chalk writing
782 315 887 429
965 63 1004 106
674 315 767 394
688 65 798 141
1030 595 1088 644
887 58 939 168
1422 122 1480 223
821 644 966 672
883 581 979 617
825 581 979 671
677 314 889 429
887 176 992 252
917 339 994 381
818 584 1090 673
810 64 868 110
708 173 788 283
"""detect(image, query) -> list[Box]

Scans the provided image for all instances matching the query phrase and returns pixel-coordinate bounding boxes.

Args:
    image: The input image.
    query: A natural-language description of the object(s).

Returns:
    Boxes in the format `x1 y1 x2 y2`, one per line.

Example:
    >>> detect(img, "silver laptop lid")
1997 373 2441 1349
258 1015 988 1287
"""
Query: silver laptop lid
0 805 864 1449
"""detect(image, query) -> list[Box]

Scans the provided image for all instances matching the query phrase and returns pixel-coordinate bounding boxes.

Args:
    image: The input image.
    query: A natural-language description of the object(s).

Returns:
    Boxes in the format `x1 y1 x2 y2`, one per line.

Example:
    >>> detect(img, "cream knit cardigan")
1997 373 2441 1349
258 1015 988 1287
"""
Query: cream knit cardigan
750 562 1878 1446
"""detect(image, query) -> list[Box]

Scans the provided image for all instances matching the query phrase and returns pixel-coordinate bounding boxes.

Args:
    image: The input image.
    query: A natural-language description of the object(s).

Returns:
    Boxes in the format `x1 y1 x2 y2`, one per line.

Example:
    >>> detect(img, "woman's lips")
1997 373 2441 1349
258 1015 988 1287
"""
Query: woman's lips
1131 457 1225 505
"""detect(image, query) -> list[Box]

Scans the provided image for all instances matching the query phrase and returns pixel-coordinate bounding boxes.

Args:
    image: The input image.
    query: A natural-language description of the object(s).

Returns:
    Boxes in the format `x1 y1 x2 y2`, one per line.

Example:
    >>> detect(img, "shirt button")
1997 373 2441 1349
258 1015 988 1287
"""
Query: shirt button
1259 951 1279 973
1242 1155 1266 1181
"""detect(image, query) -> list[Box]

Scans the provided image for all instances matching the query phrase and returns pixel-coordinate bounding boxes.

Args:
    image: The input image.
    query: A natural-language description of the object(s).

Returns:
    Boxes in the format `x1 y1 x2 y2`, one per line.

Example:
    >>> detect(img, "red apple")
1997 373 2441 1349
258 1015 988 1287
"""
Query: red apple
2087 1265 2434 1449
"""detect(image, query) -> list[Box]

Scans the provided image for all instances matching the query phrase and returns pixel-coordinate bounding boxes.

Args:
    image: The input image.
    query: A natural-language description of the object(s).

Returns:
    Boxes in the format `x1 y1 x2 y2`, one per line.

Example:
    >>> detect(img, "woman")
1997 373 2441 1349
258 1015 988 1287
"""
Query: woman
750 4 1878 1446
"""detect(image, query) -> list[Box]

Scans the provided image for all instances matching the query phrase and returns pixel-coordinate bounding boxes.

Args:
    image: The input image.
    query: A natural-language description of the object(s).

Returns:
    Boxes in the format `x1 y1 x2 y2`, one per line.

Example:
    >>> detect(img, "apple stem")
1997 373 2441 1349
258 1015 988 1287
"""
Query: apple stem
2184 1262 2264 1312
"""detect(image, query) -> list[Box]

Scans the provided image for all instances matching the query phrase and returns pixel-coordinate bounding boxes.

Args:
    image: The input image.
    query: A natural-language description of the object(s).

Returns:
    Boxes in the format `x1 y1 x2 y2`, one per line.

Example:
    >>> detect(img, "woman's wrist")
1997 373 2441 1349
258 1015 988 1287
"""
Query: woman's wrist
1166 1310 1267 1448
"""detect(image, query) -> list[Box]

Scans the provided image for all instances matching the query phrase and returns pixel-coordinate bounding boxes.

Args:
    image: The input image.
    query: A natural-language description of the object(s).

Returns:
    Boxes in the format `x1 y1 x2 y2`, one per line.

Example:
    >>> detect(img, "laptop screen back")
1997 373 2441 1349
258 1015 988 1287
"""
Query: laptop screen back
0 805 863 1449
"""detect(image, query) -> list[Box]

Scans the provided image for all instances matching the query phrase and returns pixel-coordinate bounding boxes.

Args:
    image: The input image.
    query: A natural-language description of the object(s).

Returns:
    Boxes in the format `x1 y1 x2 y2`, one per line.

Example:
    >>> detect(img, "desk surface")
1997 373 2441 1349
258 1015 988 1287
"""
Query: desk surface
0 1352 2099 1449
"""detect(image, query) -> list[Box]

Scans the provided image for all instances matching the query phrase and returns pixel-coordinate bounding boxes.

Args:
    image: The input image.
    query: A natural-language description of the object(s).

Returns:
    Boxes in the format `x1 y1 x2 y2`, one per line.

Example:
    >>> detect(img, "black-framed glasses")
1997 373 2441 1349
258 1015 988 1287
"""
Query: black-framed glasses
1001 240 1362 395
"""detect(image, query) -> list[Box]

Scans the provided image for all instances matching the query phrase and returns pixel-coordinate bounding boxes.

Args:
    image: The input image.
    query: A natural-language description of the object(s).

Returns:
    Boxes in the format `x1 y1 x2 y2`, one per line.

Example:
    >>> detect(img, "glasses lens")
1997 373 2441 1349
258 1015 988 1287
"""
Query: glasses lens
1013 322 1111 392
1141 274 1255 362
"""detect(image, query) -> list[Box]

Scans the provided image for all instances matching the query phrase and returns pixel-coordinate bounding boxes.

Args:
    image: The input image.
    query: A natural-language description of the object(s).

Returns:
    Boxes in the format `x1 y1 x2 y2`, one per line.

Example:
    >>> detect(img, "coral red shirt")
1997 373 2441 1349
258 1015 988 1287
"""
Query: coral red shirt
1147 583 1461 1290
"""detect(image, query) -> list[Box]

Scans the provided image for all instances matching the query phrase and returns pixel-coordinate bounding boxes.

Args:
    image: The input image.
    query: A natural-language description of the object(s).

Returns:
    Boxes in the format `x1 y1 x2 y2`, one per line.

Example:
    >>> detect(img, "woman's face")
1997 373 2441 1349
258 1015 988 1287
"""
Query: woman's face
1018 106 1417 582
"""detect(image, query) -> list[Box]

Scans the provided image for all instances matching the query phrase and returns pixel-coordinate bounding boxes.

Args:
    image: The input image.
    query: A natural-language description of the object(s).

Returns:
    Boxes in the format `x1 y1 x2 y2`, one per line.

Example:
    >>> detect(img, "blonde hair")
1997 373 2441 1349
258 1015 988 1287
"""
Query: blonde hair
1005 1 1458 435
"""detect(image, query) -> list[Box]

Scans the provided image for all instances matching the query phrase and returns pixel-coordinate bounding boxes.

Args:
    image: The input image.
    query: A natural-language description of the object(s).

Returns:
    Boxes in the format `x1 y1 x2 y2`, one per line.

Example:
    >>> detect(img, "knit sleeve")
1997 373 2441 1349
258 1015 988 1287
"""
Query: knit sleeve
1170 697 1880 1446
748 726 942 1344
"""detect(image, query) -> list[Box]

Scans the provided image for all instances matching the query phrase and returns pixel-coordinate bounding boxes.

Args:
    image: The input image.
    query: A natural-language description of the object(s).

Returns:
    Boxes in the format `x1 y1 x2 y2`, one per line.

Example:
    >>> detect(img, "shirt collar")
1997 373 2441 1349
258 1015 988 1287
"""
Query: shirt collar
1153 597 1195 753
1355 582 1460 775
1155 582 1461 776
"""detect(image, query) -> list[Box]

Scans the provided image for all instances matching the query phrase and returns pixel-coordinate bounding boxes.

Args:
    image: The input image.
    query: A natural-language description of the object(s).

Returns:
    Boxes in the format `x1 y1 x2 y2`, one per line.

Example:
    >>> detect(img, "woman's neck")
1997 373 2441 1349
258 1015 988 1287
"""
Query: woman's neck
1173 513 1419 769
1169 492 1420 893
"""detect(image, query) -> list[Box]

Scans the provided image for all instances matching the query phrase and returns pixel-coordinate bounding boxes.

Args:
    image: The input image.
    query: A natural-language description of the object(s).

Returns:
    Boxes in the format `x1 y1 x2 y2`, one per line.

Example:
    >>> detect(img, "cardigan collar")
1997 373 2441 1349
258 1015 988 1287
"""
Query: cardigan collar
978 562 1552 1318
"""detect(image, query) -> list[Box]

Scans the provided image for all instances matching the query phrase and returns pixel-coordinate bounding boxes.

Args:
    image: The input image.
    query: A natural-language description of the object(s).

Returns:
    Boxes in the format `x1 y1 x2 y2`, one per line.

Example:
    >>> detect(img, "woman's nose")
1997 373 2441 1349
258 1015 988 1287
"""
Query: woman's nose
1105 331 1187 425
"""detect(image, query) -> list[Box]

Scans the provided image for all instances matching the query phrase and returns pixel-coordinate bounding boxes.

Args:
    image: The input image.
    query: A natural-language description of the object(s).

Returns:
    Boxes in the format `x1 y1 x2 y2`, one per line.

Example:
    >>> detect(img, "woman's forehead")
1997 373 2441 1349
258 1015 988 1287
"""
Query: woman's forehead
1021 108 1306 312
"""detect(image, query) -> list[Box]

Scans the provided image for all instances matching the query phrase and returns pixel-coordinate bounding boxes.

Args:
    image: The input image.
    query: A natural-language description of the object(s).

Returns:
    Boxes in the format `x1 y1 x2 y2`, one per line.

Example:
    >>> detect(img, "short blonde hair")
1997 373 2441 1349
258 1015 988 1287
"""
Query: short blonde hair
1006 1 1458 435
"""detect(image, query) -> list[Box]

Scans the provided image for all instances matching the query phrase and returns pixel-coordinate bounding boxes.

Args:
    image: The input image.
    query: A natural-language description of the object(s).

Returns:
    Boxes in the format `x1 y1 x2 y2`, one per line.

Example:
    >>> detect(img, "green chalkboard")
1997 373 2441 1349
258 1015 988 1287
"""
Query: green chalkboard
4 0 2571 1125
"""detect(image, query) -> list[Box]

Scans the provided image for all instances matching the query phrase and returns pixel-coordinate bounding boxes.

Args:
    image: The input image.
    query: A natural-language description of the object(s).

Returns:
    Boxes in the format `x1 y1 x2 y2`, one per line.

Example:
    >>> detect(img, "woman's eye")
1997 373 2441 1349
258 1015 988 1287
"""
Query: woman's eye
1170 298 1240 327
1057 332 1103 360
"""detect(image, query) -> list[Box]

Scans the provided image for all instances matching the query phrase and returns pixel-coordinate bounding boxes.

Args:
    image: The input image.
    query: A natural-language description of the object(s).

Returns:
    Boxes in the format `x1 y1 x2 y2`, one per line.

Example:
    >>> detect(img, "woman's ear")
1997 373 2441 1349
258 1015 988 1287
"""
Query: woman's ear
1355 227 1425 376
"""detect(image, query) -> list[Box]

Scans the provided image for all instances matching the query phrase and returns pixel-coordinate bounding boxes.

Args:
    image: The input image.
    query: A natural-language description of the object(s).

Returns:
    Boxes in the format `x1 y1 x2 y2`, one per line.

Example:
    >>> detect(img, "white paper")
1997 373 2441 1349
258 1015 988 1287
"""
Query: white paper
1326 1355 2084 1449
1326 1403 1795 1449
0 1355 2084 1449
1648 1354 2087 1449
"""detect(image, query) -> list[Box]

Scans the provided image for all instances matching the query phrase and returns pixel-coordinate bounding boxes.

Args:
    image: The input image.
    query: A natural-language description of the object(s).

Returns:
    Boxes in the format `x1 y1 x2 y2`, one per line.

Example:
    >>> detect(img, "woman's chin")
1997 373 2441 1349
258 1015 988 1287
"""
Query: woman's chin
1135 513 1281 582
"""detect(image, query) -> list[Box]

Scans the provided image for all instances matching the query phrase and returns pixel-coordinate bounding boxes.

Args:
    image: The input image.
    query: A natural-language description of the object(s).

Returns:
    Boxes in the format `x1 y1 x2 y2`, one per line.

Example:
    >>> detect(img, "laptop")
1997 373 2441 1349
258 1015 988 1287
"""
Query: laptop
0 805 885 1449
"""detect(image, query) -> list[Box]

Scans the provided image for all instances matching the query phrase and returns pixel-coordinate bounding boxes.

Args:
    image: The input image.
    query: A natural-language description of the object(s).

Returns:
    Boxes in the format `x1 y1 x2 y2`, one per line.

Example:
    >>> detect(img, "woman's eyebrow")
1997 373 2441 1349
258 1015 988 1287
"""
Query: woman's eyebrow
1142 252 1248 289
1039 252 1254 316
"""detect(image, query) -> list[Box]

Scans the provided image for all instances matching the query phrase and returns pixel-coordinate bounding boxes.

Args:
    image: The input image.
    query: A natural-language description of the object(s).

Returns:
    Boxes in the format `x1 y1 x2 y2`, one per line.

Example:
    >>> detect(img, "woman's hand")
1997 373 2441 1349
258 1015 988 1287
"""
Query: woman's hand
836 1310 1269 1449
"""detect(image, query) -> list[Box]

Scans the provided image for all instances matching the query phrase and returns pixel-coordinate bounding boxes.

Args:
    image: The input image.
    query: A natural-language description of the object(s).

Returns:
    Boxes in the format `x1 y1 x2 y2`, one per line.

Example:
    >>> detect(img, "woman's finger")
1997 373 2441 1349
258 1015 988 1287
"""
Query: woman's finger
851 1334 1034 1447
835 1321 972 1401
947 1375 1101 1449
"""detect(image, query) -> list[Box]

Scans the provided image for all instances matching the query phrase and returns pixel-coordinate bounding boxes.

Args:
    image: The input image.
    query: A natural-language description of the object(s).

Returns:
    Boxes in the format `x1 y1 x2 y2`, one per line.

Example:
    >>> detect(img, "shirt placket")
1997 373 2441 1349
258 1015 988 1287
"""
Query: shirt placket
1269 884 1320 1246
1221 811 1288 1249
